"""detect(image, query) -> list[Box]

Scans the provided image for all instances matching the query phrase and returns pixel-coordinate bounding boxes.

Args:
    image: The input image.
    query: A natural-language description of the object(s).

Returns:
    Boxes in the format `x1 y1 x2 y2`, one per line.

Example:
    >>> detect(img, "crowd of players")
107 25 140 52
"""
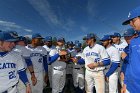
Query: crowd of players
0 6 140 93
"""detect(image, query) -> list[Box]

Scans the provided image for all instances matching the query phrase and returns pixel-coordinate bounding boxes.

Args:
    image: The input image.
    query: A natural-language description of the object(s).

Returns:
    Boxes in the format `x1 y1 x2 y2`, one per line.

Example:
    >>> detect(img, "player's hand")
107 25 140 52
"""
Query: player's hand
31 74 37 86
120 72 124 81
71 58 78 63
121 52 127 59
87 63 98 69
26 83 32 93
105 76 109 83
44 74 48 84
121 84 126 93
59 50 67 55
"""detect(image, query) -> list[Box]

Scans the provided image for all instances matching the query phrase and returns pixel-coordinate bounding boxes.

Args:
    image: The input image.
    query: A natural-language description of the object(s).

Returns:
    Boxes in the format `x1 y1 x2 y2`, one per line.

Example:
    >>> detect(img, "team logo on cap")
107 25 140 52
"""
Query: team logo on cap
9 33 18 38
128 12 131 18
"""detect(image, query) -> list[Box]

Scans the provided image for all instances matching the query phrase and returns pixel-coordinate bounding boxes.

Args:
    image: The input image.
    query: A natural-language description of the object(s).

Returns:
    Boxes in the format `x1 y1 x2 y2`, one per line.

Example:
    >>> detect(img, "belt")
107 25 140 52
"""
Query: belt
54 68 65 71
2 84 17 93
74 67 84 70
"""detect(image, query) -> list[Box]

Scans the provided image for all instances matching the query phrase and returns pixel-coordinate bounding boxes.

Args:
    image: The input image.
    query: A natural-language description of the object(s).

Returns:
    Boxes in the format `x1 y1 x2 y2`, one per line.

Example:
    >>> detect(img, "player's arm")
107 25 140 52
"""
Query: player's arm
17 54 31 93
24 57 37 86
49 50 67 63
43 55 48 84
18 69 31 93
71 56 85 64
87 47 110 69
105 49 120 82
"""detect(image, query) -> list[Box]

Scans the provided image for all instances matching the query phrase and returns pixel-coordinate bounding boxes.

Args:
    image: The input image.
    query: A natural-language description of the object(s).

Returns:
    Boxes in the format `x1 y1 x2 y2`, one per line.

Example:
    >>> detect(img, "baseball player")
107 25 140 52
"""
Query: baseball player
0 31 31 93
13 36 37 93
71 42 85 93
26 33 48 93
83 33 110 93
111 33 128 53
43 36 55 88
65 41 76 93
111 32 128 87
49 37 67 93
101 35 120 93
121 7 140 92
120 28 137 86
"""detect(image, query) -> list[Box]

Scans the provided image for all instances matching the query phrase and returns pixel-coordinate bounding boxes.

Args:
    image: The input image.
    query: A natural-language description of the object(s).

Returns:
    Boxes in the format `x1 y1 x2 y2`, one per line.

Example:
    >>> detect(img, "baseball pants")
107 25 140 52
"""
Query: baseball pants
85 69 105 93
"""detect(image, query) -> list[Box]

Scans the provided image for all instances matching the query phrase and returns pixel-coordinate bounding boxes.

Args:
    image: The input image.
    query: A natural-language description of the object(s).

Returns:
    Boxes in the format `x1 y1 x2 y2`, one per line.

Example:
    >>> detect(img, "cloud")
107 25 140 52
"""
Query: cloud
27 0 76 33
27 0 61 27
0 20 32 33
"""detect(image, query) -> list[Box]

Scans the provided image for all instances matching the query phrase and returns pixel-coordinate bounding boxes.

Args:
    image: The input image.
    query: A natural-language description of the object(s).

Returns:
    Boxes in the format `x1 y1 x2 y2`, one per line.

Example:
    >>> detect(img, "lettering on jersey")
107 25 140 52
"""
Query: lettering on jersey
30 53 44 63
117 48 124 52
30 53 43 57
86 52 98 57
0 63 16 69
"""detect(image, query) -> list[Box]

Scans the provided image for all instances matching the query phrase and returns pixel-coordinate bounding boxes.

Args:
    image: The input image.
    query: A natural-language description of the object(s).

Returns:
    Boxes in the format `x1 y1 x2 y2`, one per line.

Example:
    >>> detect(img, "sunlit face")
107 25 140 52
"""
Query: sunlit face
0 41 16 52
129 17 140 31
111 36 120 44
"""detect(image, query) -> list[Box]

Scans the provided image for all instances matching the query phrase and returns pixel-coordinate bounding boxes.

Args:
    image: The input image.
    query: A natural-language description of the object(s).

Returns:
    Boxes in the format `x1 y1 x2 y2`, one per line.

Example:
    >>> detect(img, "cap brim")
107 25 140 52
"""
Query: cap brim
5 38 19 42
122 19 131 25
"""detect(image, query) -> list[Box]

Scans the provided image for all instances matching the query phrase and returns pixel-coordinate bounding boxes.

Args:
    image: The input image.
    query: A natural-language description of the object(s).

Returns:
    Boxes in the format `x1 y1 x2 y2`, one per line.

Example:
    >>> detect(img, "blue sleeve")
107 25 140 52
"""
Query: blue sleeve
123 55 129 63
102 59 110 66
18 70 29 85
49 53 59 64
43 55 48 72
105 62 119 77
121 62 127 74
77 58 85 64
24 57 32 67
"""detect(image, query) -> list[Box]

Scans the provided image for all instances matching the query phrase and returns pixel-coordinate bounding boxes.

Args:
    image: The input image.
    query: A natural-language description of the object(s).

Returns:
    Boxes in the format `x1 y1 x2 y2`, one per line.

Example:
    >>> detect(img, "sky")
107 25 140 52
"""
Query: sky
0 0 139 41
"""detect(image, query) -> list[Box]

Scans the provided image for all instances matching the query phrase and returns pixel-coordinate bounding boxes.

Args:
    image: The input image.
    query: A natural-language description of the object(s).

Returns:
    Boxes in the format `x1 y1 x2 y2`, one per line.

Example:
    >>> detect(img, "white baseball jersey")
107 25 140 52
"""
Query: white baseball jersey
0 51 25 92
14 45 31 68
26 45 48 73
83 44 109 71
49 46 66 70
106 45 120 69
43 45 56 53
113 41 128 54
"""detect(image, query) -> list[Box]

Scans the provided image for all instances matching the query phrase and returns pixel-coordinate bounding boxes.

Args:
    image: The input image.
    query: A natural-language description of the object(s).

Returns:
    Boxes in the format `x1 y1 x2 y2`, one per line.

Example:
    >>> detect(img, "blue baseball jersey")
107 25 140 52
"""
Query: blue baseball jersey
124 36 140 93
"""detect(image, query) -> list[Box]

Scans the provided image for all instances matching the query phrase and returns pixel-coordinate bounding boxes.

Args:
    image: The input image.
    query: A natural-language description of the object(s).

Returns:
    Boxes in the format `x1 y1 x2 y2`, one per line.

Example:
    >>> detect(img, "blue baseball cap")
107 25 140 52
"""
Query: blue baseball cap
100 35 111 41
57 37 65 42
123 28 137 37
8 31 18 37
122 6 140 25
0 31 18 42
18 36 26 42
44 36 52 42
85 33 96 40
75 43 82 48
32 33 44 39
67 41 73 45
111 32 121 37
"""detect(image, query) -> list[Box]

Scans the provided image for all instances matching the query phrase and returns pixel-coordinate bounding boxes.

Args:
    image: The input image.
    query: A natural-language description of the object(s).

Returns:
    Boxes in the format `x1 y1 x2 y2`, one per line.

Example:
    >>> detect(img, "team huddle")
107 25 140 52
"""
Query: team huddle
0 6 140 93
